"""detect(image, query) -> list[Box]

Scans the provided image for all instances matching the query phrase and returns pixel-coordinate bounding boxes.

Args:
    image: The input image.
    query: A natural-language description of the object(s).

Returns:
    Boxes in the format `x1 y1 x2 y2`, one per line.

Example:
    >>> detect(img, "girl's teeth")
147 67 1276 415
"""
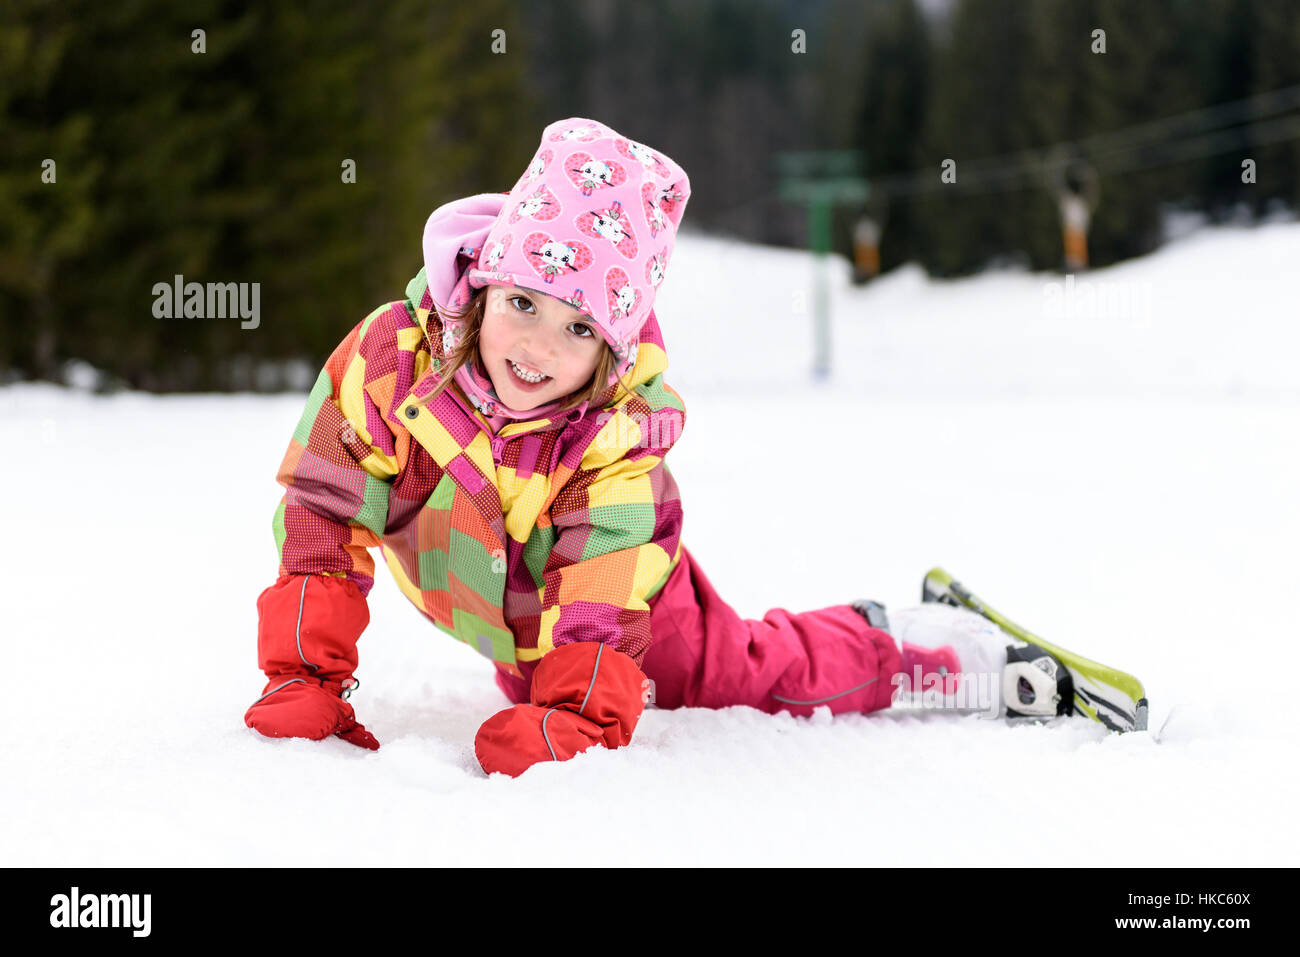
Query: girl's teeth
510 359 549 383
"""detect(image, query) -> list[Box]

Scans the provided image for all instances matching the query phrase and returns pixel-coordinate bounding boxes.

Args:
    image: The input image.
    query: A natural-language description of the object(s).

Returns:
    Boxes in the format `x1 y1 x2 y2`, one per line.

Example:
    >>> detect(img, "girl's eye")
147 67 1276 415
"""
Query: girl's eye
507 295 592 338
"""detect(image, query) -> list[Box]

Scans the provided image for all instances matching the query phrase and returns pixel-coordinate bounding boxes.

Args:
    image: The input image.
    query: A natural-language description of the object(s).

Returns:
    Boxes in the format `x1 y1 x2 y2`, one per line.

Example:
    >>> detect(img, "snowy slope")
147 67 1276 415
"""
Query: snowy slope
3 220 1298 866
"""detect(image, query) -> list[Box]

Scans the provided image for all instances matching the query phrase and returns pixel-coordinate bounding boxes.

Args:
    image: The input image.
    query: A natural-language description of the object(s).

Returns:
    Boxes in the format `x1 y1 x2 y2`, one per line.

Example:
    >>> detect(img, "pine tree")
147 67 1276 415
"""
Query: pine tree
0 0 105 379
1 0 528 390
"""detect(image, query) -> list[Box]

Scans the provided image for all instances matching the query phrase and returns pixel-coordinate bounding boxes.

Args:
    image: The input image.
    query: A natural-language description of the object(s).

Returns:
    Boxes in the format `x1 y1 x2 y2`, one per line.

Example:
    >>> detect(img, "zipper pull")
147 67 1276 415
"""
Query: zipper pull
490 436 505 465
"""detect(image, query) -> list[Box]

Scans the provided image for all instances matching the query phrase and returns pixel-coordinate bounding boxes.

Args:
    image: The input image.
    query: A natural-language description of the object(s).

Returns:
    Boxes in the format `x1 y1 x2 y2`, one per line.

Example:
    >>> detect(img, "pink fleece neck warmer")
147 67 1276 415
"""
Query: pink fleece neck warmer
420 117 691 421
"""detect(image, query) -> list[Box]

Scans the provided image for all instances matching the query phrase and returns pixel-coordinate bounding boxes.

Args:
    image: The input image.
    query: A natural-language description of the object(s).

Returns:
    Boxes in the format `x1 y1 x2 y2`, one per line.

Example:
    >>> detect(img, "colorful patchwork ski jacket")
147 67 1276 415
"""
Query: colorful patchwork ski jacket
265 267 687 681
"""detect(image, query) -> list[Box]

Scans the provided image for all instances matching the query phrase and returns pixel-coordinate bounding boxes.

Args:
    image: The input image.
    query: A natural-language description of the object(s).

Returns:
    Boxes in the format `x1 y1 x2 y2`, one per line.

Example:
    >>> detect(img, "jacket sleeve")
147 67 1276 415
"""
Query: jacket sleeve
270 304 412 598
537 405 686 667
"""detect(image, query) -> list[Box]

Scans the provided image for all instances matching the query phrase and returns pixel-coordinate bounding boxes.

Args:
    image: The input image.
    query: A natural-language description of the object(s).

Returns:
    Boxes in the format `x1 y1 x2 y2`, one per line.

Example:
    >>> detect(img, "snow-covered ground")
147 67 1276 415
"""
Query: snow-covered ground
4 220 1298 866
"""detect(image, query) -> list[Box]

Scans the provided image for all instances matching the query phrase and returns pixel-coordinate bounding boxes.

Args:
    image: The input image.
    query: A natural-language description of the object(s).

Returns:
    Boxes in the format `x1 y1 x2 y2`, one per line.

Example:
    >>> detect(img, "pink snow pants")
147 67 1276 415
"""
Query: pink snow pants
494 544 901 717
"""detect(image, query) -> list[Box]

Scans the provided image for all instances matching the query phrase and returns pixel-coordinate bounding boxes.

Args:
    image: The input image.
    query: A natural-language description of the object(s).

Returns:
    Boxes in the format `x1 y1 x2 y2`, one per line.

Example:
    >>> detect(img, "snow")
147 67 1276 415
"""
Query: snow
4 218 1298 866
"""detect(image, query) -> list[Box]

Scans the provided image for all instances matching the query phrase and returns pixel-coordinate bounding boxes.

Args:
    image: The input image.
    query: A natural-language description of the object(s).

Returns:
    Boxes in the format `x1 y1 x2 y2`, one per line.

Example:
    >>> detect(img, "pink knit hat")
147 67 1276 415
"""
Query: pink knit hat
421 117 690 420
468 116 690 371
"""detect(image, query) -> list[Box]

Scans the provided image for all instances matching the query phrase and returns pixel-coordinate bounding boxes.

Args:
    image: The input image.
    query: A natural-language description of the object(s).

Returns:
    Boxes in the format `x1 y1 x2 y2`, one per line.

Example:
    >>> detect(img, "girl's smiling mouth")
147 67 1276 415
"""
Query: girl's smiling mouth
507 358 551 385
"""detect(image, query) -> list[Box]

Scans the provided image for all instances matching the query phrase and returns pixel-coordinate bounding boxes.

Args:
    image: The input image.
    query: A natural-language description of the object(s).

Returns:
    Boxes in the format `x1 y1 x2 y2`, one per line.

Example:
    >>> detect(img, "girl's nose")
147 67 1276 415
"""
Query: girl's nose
523 325 563 361
518 337 552 364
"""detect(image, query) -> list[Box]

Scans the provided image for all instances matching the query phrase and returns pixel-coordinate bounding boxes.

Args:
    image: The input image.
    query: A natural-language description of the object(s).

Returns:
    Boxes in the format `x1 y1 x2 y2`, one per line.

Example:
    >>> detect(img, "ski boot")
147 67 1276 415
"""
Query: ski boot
853 598 1071 720
891 601 1071 720
920 567 1147 732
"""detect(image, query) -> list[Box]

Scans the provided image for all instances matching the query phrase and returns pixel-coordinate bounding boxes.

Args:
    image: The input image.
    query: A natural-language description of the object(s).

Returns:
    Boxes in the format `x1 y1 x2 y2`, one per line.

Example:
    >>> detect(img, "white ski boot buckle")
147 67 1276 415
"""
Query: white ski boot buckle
1002 645 1073 720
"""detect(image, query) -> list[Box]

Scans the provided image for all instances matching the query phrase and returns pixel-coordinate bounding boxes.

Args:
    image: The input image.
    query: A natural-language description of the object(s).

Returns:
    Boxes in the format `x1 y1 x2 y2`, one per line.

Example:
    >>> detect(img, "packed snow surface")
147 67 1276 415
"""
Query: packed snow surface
4 220 1298 865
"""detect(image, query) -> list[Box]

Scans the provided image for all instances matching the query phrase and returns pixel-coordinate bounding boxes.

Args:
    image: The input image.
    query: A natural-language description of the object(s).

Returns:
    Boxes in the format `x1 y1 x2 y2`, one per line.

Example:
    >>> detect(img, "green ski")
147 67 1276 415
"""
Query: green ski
921 567 1149 733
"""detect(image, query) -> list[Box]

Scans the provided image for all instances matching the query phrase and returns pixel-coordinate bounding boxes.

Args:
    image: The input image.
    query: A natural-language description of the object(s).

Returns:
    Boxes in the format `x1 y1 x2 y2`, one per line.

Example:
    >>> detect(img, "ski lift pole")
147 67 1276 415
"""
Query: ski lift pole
809 196 832 378
775 150 869 381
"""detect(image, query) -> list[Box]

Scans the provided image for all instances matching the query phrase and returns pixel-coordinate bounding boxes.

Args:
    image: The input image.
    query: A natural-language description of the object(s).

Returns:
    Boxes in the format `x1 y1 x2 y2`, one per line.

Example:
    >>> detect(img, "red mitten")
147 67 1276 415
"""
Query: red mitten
244 675 379 750
244 574 380 750
475 642 650 777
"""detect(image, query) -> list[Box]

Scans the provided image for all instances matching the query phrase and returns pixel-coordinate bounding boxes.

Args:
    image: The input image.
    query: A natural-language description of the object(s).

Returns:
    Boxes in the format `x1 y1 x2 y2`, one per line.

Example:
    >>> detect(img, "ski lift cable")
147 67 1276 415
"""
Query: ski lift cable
870 82 1300 195
874 111 1300 199
702 85 1300 222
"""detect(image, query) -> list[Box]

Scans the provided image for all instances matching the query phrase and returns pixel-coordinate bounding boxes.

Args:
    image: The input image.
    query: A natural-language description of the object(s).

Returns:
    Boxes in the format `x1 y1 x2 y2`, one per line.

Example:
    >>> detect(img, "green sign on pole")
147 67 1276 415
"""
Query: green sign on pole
775 151 869 379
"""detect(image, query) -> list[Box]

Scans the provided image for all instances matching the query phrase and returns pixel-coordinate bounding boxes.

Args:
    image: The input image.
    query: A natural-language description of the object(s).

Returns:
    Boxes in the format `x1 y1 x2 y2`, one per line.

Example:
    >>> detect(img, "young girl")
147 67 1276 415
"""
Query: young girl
243 116 1009 776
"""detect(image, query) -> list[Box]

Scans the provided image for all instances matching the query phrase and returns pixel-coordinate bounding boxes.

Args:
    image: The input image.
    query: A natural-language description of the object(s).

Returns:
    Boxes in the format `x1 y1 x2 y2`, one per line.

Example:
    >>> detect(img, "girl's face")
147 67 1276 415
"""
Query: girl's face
477 284 604 411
